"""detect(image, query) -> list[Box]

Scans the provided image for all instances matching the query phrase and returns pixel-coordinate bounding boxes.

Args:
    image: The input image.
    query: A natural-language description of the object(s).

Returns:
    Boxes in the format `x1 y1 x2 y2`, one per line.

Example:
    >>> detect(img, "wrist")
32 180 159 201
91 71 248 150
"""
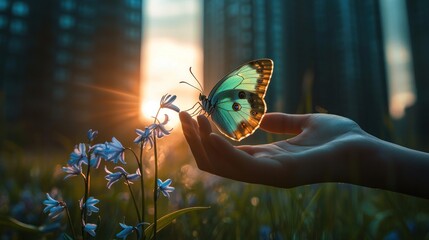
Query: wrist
356 133 429 198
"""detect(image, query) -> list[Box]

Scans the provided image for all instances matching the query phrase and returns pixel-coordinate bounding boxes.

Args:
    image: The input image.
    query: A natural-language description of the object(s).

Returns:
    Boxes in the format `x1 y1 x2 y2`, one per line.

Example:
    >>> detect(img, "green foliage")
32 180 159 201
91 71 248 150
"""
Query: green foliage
1 141 429 239
0 216 43 233
145 207 210 239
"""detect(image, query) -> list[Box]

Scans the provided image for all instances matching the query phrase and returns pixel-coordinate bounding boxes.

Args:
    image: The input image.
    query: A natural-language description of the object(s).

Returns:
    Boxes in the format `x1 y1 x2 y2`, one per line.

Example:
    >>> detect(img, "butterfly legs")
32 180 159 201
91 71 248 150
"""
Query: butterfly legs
183 102 205 117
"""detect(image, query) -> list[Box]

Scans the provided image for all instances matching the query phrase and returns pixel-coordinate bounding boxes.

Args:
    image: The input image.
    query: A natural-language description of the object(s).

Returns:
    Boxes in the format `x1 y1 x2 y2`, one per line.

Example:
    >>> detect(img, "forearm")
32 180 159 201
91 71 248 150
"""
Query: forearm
338 134 429 199
370 138 429 199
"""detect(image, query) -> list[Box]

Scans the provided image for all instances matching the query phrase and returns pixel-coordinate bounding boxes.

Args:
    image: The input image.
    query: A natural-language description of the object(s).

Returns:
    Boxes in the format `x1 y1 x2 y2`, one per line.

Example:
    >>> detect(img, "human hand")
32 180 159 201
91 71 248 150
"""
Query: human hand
179 111 375 188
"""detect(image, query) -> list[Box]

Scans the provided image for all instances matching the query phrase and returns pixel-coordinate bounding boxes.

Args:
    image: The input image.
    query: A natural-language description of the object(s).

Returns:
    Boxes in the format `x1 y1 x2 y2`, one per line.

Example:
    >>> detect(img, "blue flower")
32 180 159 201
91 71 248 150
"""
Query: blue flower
116 222 148 240
116 223 135 240
87 129 98 142
43 193 65 219
151 114 173 139
157 179 175 198
80 196 99 216
62 164 82 180
105 166 141 189
160 94 180 112
68 143 88 166
105 137 126 164
84 223 97 237
89 142 109 168
134 127 154 148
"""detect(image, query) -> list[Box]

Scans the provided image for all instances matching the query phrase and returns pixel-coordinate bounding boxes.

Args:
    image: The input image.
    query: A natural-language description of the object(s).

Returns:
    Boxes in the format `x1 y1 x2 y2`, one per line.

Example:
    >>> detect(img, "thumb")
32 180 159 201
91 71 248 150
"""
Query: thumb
260 113 309 134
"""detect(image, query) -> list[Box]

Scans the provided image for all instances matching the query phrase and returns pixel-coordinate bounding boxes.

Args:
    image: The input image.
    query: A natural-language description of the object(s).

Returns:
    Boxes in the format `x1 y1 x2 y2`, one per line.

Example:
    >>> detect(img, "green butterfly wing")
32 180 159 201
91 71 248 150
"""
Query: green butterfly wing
208 59 274 141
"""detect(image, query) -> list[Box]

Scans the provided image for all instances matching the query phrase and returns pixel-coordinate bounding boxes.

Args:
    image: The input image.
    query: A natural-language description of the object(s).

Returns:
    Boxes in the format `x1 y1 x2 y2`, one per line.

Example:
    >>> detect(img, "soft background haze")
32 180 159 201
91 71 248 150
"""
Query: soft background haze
1 0 429 239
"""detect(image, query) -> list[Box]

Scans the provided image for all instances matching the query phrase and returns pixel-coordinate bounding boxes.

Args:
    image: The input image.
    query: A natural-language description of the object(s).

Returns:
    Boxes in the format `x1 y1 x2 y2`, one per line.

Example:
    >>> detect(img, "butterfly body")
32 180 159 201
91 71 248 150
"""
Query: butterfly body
199 59 274 141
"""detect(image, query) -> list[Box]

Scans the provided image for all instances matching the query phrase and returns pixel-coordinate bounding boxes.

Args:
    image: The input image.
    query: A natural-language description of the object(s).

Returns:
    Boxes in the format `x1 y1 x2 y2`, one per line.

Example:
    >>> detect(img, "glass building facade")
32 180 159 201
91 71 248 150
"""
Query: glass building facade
203 0 390 140
407 1 429 149
0 0 143 145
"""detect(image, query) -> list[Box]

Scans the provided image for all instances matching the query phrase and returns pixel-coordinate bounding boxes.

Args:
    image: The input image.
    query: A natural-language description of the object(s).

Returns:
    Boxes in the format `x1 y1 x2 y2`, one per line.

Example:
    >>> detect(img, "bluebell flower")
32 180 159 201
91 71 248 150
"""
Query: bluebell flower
79 196 99 216
68 143 88 166
89 154 102 169
84 223 97 237
126 168 141 182
160 94 180 112
89 142 109 168
105 166 141 189
62 163 82 180
116 223 135 240
43 193 65 219
87 129 98 142
116 222 148 240
105 137 126 164
157 179 175 198
134 127 154 149
150 114 173 139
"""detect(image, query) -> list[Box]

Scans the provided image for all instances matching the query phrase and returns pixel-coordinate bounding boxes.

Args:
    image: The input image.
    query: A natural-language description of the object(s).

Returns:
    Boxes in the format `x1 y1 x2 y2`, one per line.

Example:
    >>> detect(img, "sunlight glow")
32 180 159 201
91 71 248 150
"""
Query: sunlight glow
380 0 416 119
140 0 202 127
140 99 159 119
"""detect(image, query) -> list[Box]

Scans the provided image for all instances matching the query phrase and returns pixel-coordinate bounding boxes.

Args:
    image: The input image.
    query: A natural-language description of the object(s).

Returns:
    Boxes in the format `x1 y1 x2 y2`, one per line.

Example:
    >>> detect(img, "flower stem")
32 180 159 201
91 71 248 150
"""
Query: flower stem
65 205 77 240
82 163 91 240
153 132 158 240
126 147 145 224
152 107 161 240
139 144 146 226
126 180 142 223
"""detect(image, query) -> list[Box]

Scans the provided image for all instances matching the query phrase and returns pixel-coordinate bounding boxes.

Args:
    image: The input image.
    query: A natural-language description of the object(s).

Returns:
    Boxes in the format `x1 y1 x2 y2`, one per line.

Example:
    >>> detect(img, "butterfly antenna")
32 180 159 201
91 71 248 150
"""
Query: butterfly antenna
189 67 204 92
179 67 204 93
179 81 203 93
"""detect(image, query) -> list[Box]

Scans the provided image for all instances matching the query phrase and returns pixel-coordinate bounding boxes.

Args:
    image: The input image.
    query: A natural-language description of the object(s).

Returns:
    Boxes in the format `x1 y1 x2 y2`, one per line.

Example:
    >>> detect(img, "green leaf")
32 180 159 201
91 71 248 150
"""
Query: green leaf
0 215 43 233
62 233 74 240
145 206 210 239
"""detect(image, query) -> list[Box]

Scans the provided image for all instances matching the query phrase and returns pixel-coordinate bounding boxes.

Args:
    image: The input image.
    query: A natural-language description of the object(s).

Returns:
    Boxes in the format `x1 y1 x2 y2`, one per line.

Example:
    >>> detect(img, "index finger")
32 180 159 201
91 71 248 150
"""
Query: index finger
179 112 213 171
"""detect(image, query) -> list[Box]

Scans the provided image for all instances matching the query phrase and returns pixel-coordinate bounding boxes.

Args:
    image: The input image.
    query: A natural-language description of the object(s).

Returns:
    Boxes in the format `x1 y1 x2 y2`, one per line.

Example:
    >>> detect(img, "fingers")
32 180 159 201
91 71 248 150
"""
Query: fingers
197 115 212 136
181 112 285 186
179 112 212 171
208 133 284 185
260 113 310 134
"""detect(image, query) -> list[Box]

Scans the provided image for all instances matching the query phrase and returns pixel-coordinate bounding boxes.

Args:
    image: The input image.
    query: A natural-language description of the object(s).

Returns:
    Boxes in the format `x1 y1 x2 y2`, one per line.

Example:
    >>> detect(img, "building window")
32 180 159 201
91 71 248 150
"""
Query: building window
12 2 28 16
56 51 71 65
0 15 7 29
61 0 75 11
8 38 23 52
59 15 75 29
125 28 140 40
125 12 140 24
76 40 92 51
54 68 69 82
78 4 95 17
10 19 26 34
58 34 73 46
125 0 140 9
77 23 94 34
0 0 8 11
77 57 92 68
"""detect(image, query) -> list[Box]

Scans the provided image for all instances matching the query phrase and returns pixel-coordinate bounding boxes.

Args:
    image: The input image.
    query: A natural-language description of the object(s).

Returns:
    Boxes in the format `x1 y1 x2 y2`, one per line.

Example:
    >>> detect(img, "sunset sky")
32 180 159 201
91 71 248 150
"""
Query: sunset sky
141 0 202 125
140 0 415 121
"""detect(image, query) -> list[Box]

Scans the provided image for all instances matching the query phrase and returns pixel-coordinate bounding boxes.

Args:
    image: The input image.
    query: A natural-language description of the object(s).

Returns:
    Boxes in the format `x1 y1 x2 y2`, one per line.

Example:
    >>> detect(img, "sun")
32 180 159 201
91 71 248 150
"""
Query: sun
140 99 159 121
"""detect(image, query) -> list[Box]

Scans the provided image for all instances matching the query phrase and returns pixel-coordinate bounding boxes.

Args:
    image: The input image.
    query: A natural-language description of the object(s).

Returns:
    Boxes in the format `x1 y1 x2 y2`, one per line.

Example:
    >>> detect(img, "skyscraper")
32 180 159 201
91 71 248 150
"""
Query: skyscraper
203 0 389 140
406 0 429 149
0 0 143 146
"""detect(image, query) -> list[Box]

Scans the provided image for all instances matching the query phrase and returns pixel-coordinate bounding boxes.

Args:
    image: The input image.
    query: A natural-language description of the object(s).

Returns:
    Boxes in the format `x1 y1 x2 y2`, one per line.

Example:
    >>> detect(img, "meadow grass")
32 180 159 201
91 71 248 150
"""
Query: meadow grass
1 138 428 239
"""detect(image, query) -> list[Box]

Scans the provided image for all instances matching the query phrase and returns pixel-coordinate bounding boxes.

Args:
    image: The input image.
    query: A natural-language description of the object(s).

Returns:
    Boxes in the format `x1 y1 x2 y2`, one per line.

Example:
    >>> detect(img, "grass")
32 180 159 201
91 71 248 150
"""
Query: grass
1 136 429 239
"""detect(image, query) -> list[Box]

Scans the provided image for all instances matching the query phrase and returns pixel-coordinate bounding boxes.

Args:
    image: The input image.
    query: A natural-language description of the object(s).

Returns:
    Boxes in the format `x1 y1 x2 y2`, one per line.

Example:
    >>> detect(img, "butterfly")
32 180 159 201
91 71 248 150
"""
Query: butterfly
181 59 274 141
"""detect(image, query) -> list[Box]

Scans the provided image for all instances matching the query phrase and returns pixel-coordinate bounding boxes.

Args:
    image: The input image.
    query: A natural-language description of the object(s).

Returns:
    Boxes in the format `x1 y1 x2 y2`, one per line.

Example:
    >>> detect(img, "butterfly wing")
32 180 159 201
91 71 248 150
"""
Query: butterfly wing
207 59 274 141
